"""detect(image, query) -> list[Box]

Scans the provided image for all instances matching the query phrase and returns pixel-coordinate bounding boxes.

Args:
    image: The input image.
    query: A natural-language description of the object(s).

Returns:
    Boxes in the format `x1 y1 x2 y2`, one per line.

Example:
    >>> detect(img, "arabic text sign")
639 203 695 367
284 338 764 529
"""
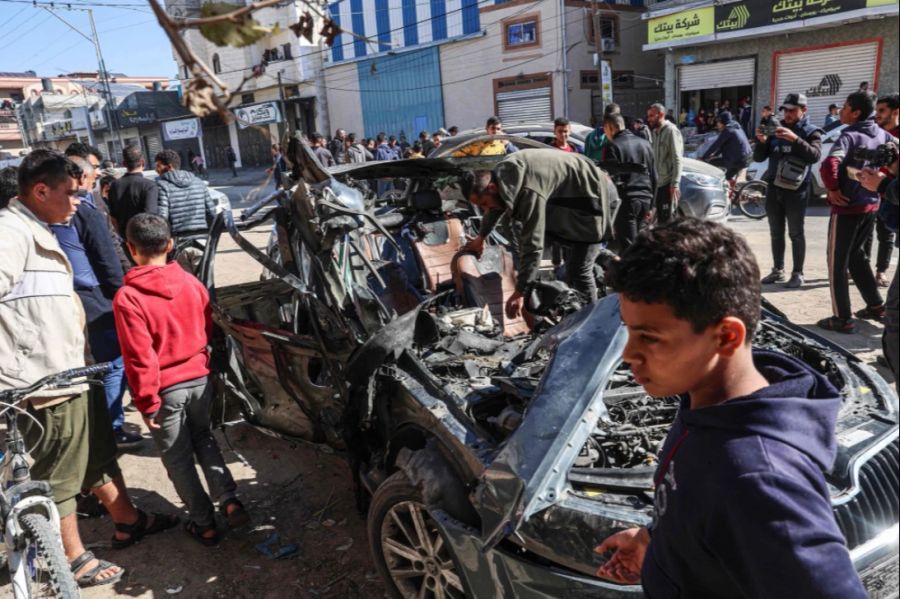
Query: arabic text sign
648 7 714 45
715 0 869 33
233 101 282 130
162 117 200 141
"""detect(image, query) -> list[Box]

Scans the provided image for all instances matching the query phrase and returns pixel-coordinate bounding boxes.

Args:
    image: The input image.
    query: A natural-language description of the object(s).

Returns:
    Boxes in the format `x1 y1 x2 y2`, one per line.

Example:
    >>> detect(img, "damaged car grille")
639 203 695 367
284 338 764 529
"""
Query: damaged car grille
834 438 900 550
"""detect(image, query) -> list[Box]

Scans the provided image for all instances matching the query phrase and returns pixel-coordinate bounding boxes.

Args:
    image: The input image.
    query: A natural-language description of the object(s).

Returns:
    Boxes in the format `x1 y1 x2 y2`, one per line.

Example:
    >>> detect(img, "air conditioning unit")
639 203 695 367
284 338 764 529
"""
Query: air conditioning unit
601 38 616 53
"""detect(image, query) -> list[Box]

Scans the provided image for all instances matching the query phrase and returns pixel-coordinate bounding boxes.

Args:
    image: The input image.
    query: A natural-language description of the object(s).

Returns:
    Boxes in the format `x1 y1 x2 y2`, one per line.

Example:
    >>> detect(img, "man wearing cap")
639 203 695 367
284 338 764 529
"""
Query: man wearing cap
754 93 823 289
701 111 752 181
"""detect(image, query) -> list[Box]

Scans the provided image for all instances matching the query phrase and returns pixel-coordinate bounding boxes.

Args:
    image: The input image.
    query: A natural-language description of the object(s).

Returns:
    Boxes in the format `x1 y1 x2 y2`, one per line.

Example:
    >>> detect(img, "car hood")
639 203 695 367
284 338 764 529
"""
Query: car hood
476 294 898 549
477 295 627 549
682 157 723 178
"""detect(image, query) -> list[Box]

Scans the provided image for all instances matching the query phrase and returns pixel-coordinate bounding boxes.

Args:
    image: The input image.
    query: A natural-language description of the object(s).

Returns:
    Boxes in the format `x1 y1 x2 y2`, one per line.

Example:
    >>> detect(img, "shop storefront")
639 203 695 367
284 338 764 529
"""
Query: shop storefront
644 0 898 129
161 116 203 170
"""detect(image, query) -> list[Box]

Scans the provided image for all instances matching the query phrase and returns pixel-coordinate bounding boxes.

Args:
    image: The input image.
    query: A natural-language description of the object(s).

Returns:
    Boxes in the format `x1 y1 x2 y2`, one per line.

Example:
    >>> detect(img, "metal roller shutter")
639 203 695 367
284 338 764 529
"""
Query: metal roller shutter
678 58 755 91
497 87 552 124
775 41 879 128
145 134 163 160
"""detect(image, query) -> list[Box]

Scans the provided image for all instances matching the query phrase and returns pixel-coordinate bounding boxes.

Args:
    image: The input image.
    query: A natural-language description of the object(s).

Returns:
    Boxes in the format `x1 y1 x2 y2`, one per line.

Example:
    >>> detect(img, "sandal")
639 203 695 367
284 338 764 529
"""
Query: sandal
221 498 251 529
70 550 124 587
184 520 220 547
111 509 180 549
817 316 857 334
855 305 885 323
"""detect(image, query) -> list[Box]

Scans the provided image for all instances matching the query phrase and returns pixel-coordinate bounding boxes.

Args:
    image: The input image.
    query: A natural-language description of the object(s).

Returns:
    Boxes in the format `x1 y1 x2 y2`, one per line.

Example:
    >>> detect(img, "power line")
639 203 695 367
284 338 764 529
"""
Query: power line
0 4 28 29
0 13 53 51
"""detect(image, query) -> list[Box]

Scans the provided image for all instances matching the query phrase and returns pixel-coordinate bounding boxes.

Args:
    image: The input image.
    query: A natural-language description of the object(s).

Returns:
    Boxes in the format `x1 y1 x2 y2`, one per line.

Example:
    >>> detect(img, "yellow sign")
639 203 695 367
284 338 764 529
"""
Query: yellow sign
648 7 715 44
866 0 897 6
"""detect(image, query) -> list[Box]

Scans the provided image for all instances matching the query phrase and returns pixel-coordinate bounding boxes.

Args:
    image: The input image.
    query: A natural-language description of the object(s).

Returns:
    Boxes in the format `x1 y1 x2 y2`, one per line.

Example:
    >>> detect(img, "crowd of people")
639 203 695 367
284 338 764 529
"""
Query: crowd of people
0 142 245 587
0 86 896 596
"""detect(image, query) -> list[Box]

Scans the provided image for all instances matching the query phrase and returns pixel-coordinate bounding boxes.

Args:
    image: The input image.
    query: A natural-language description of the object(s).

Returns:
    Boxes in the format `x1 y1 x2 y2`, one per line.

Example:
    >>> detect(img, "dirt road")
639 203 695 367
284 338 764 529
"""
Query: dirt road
3 202 894 599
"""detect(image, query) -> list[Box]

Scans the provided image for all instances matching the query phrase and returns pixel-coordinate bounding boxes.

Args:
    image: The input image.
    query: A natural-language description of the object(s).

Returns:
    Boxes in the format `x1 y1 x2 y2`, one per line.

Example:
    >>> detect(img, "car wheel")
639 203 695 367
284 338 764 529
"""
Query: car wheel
368 471 467 599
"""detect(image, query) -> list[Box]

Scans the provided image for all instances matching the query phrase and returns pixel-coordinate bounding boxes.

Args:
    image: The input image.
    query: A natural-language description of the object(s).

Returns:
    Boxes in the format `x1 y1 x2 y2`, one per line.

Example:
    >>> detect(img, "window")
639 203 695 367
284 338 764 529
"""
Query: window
282 43 293 60
580 70 599 90
284 85 299 98
503 15 540 51
588 13 618 46
241 93 255 105
212 53 221 74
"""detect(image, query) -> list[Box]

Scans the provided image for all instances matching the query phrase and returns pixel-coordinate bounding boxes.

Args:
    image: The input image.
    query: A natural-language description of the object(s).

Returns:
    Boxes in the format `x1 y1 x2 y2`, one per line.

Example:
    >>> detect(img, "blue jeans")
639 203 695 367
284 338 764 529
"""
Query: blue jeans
87 321 127 432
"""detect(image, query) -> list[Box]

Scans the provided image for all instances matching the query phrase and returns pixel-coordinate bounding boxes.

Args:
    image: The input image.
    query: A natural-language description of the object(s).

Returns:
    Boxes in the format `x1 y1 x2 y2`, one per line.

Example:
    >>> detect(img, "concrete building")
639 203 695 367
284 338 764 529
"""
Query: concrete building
642 0 899 130
1 71 168 156
323 0 663 139
165 0 329 168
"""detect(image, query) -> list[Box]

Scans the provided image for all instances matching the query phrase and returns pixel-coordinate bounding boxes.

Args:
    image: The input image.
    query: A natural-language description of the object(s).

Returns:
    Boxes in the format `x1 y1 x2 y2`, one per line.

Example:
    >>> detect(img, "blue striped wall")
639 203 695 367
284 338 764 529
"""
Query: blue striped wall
331 0 485 63
357 46 445 139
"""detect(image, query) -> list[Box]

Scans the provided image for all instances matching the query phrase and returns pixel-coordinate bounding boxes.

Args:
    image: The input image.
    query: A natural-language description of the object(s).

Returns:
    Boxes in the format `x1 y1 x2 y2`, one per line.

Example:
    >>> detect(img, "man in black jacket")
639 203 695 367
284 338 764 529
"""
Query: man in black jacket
602 113 657 249
154 149 217 273
108 145 158 243
753 93 823 289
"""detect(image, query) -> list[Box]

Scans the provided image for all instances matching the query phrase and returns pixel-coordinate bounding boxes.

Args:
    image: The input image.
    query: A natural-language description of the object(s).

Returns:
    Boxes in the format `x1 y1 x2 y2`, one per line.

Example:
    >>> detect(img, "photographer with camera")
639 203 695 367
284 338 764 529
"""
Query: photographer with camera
818 91 894 333
862 94 899 288
858 143 899 392
754 93 823 289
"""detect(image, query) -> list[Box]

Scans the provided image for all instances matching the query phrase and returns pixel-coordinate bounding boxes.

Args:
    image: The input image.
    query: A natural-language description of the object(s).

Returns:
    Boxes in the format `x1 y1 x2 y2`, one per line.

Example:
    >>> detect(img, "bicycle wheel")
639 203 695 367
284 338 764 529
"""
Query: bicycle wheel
737 180 768 220
17 513 79 598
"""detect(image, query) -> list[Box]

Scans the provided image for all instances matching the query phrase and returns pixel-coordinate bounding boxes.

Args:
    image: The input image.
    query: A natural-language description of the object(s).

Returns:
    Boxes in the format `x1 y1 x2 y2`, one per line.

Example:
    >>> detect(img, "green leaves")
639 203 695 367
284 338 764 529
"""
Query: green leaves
198 3 279 48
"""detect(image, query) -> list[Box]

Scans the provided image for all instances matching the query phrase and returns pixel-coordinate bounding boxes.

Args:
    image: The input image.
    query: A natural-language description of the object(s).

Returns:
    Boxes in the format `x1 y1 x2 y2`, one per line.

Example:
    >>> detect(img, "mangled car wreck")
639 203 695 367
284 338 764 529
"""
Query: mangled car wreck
199 136 899 598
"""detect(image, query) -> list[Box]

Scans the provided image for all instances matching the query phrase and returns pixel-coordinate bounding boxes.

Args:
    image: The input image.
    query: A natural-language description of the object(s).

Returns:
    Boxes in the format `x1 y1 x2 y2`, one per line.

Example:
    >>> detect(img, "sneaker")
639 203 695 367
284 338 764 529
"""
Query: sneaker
855 304 886 323
761 269 785 284
115 429 144 449
124 402 139 413
817 316 857 334
876 271 889 288
784 273 804 289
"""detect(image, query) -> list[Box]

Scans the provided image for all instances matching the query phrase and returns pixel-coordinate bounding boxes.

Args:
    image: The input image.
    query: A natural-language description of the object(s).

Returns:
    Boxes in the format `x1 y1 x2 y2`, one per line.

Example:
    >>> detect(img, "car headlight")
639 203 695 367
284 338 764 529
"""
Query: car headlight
682 171 722 188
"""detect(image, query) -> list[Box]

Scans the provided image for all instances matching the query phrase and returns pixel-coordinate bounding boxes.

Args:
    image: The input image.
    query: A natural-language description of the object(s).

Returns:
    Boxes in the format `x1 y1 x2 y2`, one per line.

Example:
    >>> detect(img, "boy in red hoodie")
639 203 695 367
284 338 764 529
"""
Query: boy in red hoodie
114 213 249 545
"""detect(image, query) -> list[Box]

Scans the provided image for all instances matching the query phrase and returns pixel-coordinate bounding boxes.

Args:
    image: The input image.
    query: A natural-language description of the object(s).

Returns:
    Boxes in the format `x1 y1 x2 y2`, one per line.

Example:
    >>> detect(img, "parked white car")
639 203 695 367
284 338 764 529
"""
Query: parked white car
745 121 846 197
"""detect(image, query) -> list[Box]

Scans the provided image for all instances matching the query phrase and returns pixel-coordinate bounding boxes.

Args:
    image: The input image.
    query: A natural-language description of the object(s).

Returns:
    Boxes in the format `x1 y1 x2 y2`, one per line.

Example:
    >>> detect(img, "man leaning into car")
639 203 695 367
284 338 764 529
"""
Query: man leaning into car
463 149 617 316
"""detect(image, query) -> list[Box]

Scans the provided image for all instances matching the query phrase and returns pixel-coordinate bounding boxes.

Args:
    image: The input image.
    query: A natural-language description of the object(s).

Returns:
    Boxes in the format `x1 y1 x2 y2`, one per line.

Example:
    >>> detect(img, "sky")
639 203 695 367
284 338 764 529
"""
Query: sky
0 2 178 79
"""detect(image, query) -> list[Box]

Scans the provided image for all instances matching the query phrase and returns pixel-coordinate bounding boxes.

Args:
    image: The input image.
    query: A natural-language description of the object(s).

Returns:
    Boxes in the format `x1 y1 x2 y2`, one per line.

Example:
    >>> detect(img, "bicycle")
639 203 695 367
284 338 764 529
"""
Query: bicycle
1 363 110 598
730 176 768 220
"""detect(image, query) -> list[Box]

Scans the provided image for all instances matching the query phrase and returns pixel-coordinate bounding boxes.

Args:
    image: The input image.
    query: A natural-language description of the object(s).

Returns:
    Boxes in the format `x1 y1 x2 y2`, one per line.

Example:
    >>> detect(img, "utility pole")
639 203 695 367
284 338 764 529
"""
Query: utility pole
593 2 604 121
560 0 569 119
276 69 290 137
43 6 123 154
86 8 124 153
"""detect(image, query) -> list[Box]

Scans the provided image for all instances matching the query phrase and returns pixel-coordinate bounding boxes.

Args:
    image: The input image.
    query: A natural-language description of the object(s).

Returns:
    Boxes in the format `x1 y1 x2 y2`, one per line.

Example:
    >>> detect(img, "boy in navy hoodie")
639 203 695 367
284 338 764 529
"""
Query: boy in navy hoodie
594 219 867 598
114 213 250 546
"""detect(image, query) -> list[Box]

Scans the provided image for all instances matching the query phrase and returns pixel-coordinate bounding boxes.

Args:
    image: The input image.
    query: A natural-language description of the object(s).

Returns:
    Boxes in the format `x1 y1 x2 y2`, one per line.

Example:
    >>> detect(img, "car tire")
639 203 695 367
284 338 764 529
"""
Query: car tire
368 471 468 599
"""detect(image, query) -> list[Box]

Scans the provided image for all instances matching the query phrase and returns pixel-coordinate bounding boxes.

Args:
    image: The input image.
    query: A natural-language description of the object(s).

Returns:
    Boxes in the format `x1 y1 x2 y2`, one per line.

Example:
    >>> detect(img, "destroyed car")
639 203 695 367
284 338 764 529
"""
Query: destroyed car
200 139 899 598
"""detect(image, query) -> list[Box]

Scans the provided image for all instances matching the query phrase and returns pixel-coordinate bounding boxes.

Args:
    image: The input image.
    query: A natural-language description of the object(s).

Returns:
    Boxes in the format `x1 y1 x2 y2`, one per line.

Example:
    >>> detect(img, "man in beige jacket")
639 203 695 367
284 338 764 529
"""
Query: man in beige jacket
0 150 175 588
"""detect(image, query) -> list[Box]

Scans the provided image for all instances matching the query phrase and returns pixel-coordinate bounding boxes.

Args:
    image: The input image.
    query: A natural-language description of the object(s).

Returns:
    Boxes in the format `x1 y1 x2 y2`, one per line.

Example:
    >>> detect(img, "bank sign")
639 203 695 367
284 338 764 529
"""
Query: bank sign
649 0 896 43
233 101 282 130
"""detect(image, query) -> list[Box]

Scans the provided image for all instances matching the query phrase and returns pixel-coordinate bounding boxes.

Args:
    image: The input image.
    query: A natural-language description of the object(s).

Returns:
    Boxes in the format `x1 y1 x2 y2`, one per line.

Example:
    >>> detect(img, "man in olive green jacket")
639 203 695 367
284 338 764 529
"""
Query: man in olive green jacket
647 103 683 223
465 149 618 317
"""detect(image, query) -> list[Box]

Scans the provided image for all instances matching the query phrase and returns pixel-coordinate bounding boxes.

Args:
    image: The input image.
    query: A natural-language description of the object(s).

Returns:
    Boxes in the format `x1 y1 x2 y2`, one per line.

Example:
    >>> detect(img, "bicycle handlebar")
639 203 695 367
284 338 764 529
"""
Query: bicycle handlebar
0 363 111 404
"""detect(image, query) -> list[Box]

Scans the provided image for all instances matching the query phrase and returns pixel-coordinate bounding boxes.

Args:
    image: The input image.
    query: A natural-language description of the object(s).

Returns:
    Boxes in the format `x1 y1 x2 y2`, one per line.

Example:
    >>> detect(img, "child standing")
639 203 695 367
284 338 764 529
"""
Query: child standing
594 219 867 598
114 213 249 546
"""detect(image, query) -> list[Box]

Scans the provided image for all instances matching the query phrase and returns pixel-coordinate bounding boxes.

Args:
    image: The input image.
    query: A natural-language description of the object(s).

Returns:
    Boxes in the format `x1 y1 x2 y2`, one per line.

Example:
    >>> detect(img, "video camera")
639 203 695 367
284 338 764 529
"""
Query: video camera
853 142 899 168
760 125 781 137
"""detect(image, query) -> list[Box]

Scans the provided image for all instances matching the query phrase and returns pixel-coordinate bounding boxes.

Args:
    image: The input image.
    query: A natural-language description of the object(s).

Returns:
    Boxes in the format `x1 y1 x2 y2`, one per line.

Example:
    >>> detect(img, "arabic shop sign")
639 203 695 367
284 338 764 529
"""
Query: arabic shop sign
162 117 200 141
648 7 714 44
233 101 282 130
715 0 889 33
